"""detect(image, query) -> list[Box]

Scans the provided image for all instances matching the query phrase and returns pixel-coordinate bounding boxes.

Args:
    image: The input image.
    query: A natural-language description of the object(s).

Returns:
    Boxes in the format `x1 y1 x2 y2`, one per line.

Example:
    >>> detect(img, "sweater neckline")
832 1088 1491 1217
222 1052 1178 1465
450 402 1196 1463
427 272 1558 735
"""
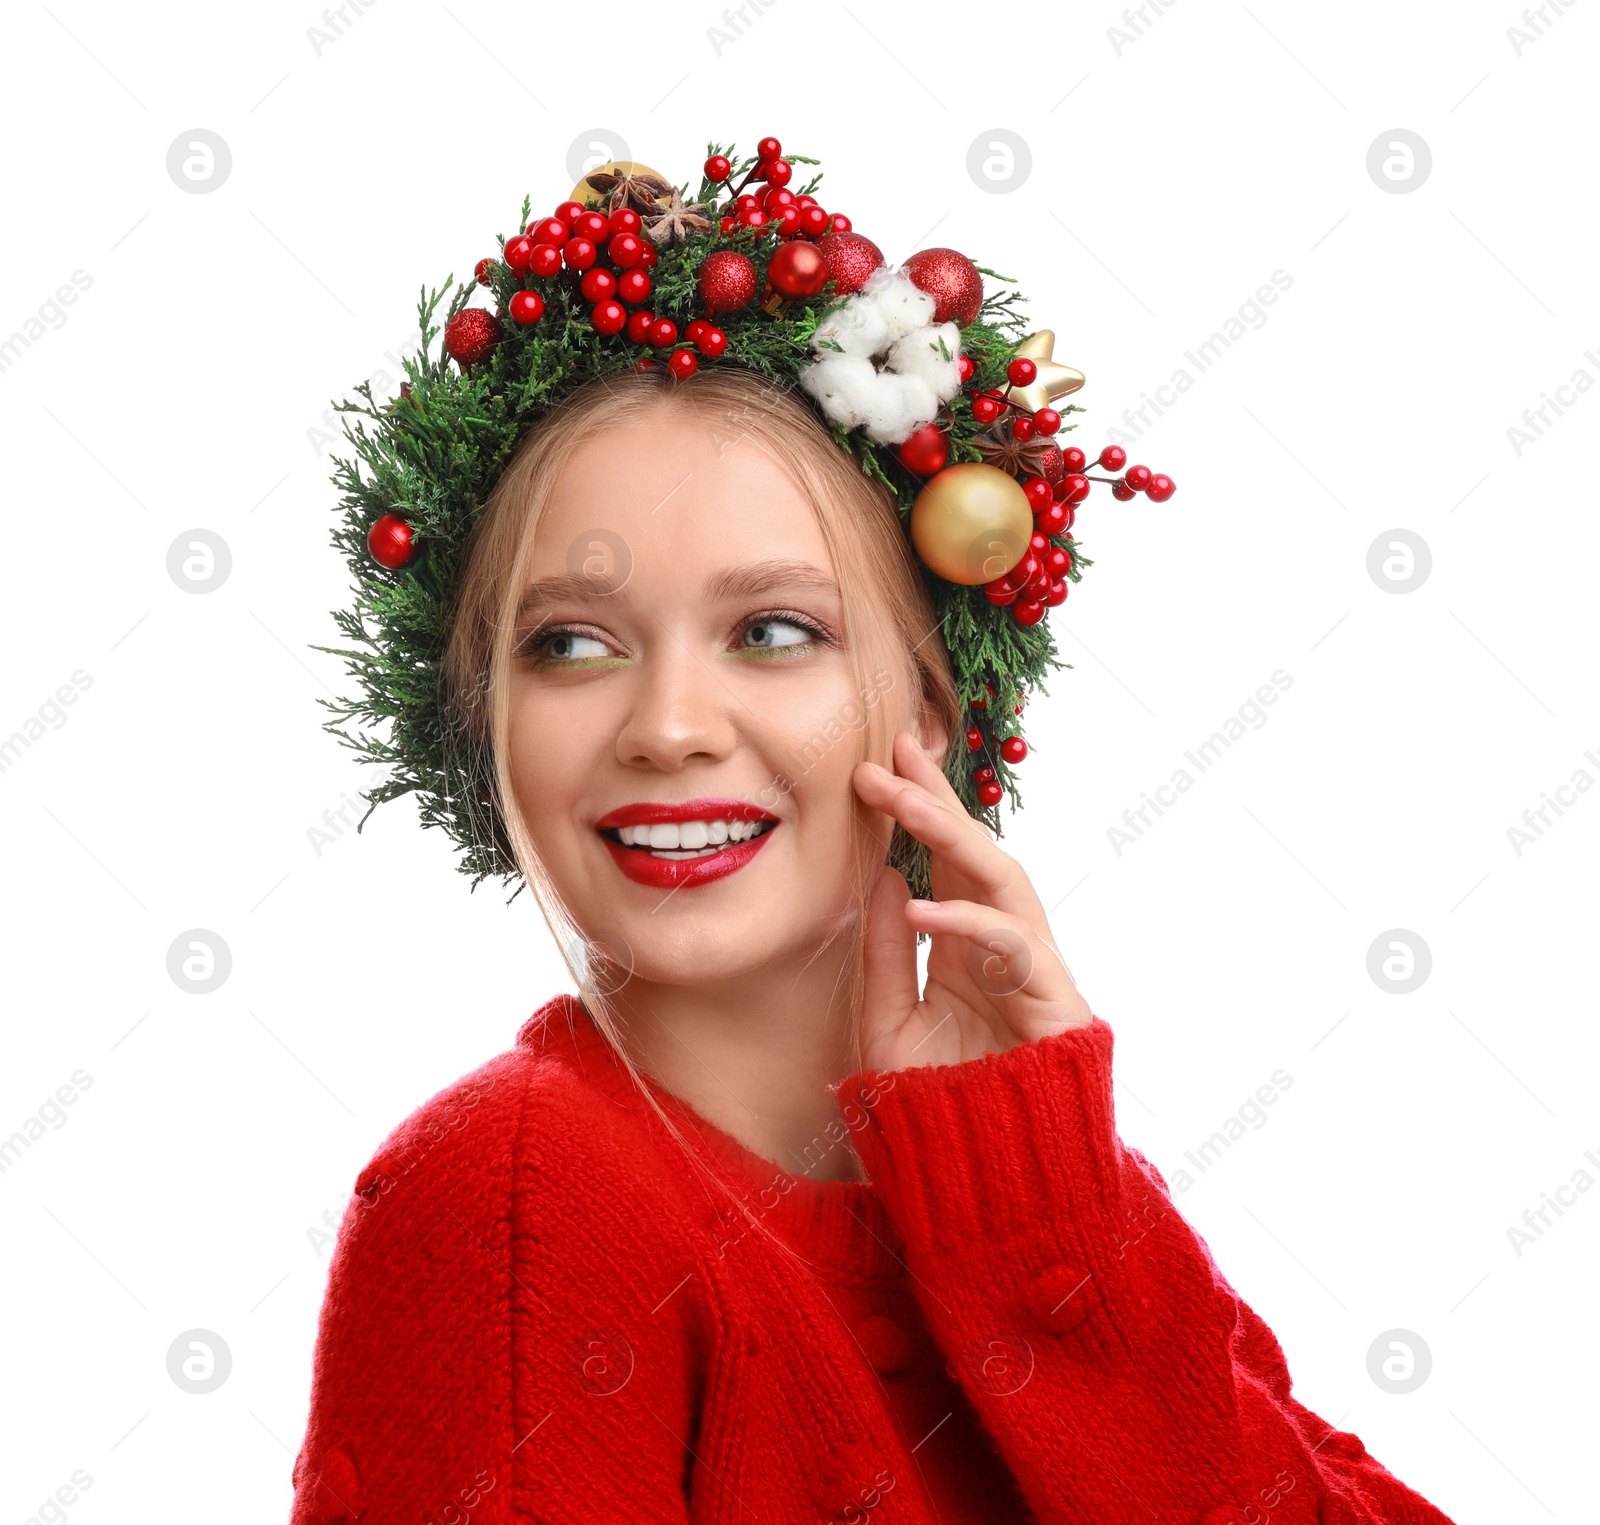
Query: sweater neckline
518 993 908 1282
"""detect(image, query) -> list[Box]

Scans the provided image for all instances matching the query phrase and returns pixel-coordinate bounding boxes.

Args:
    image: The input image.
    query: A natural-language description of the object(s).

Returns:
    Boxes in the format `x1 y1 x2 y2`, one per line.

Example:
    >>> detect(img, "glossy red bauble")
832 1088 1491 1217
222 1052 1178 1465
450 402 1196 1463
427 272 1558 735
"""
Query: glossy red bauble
894 423 950 477
767 240 830 299
366 512 418 570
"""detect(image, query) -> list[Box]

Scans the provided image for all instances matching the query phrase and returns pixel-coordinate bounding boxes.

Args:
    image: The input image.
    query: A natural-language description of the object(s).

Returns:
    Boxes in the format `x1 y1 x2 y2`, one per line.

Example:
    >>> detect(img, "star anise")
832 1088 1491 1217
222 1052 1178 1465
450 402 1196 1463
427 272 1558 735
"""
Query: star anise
972 425 1057 478
642 188 713 246
584 167 674 214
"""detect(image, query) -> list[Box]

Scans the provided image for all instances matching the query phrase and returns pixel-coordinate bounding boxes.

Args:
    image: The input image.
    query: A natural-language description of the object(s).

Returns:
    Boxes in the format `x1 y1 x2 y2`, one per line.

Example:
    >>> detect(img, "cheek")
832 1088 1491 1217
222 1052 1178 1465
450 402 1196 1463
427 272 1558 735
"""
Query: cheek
505 681 601 855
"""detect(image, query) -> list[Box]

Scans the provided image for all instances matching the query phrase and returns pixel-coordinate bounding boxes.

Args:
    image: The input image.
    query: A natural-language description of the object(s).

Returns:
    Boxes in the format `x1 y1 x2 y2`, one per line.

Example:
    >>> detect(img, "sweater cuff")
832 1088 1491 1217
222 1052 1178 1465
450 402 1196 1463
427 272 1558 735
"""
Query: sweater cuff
828 1015 1125 1278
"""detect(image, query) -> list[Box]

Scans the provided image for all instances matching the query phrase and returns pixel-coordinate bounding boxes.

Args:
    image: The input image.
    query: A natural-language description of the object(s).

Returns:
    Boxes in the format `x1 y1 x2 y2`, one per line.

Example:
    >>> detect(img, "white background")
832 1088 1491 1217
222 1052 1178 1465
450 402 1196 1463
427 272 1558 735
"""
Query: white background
1 1 1595 1519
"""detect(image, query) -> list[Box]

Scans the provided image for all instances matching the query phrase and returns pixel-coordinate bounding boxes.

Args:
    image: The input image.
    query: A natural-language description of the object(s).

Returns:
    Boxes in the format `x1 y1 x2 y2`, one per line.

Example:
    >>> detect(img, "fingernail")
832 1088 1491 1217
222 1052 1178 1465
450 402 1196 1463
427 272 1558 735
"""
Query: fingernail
909 898 937 908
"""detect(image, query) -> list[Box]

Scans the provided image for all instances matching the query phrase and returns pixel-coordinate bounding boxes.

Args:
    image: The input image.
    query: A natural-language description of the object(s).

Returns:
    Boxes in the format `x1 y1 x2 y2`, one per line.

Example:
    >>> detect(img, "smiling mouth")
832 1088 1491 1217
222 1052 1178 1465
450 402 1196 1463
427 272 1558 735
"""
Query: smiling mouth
601 818 779 861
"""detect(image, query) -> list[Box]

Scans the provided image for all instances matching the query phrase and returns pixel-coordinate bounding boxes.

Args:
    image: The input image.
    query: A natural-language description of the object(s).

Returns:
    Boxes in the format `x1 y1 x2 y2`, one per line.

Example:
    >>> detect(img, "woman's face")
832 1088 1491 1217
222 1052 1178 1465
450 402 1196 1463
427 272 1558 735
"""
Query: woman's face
506 404 916 985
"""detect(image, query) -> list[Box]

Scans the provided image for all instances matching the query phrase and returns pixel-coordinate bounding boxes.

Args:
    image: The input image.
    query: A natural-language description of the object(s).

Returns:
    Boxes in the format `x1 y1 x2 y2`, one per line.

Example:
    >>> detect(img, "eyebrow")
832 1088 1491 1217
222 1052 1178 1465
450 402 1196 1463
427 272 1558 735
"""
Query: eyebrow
515 556 840 627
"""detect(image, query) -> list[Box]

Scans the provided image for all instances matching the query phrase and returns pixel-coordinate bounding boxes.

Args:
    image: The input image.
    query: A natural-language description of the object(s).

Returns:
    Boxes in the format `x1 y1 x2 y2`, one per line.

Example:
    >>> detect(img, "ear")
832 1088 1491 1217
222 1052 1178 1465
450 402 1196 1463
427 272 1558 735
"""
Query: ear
914 703 949 766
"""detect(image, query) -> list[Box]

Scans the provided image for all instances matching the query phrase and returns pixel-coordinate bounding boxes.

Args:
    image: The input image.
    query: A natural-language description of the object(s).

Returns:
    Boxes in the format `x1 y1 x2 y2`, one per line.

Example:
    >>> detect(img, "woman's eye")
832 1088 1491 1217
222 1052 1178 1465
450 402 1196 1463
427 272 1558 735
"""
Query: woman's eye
740 617 819 651
535 630 612 661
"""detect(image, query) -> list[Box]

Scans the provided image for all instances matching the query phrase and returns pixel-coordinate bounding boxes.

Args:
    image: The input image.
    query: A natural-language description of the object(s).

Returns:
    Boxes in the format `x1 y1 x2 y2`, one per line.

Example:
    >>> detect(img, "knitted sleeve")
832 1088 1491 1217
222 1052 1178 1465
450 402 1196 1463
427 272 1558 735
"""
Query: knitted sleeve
289 1047 706 1524
829 1018 1460 1525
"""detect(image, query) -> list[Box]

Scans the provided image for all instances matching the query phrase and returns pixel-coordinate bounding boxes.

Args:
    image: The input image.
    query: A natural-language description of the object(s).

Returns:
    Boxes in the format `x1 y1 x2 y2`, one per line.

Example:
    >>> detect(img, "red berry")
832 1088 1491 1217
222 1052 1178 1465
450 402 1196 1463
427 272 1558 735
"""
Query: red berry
1063 447 1087 473
474 257 494 286
720 214 738 234
957 355 975 383
796 194 819 210
738 208 767 228
638 243 658 269
553 200 585 229
736 193 763 212
770 205 802 236
799 206 831 238
1125 464 1153 492
667 349 699 380
686 319 709 342
1011 600 1046 628
529 217 569 245
757 136 782 161
367 511 417 569
704 154 732 182
1024 478 1053 511
580 268 617 302
971 395 1001 425
529 243 562 277
626 309 656 344
984 578 1018 607
1000 737 1028 763
503 235 534 273
1011 415 1036 442
590 299 626 335
763 158 792 188
762 187 796 210
1044 546 1071 579
573 210 609 241
1111 480 1137 501
649 317 678 349
1007 357 1038 387
965 726 984 751
1099 445 1127 472
616 268 652 304
1014 553 1040 585
563 236 597 271
830 213 852 232
1034 408 1061 435
1062 474 1090 504
1034 501 1068 537
975 764 996 782
1059 503 1077 531
608 232 645 268
977 781 1004 808
696 325 727 357
1146 473 1177 502
1046 580 1069 607
508 290 544 325
971 691 988 709
608 207 642 236
1030 531 1050 557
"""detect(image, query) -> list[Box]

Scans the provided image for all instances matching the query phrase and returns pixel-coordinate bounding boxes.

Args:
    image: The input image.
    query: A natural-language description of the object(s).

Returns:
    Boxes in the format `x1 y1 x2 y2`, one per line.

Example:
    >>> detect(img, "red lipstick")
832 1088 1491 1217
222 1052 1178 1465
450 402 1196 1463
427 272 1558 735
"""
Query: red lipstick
594 798 780 891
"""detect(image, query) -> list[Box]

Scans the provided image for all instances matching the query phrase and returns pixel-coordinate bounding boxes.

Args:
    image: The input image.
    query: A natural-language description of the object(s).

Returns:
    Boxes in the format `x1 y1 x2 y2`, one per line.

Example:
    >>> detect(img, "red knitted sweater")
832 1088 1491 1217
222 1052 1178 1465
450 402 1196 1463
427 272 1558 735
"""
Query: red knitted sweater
289 995 1458 1525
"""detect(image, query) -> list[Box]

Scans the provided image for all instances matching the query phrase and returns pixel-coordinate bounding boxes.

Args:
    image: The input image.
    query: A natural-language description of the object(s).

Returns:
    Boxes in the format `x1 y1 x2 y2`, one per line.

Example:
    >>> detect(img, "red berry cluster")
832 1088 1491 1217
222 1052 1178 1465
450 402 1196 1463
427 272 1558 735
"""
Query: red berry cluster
475 198 721 379
962 685 1029 806
703 138 851 242
958 358 1176 626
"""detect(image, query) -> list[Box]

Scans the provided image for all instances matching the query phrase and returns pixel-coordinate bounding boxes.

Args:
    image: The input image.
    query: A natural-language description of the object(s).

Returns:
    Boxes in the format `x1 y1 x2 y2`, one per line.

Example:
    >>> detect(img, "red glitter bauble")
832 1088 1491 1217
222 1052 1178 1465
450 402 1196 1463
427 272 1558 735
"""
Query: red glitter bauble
902 247 984 327
366 512 417 570
1035 443 1065 484
443 308 501 367
893 423 949 477
815 231 884 296
767 241 830 299
696 250 758 316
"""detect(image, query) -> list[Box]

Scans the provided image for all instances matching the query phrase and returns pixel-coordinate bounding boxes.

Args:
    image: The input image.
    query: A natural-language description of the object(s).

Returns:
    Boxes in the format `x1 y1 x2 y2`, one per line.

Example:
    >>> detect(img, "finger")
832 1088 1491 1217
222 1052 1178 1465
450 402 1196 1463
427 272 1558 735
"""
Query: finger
862 864 919 1037
892 728 969 817
854 760 1045 923
905 897 1077 1004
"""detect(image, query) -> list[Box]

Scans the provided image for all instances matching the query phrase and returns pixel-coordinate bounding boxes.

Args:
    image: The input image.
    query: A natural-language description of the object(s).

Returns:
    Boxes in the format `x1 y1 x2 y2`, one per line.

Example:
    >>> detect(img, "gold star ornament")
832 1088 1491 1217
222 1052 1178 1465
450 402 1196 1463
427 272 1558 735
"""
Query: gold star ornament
1006 330 1086 413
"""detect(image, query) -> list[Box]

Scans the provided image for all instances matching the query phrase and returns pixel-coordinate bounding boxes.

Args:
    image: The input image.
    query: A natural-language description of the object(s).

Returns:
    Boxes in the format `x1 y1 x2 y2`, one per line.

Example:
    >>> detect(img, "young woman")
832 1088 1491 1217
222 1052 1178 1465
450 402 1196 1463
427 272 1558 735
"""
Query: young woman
293 147 1458 1525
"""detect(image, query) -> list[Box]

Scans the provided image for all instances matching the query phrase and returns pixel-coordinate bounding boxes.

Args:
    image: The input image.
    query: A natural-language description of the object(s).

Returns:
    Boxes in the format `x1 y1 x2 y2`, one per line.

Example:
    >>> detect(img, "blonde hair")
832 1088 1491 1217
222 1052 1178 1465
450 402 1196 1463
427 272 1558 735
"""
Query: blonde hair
442 364 960 1261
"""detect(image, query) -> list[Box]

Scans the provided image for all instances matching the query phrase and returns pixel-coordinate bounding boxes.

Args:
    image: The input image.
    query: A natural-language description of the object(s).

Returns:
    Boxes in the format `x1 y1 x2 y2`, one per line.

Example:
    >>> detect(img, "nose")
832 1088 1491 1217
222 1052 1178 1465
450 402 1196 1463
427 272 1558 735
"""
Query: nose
614 637 739 775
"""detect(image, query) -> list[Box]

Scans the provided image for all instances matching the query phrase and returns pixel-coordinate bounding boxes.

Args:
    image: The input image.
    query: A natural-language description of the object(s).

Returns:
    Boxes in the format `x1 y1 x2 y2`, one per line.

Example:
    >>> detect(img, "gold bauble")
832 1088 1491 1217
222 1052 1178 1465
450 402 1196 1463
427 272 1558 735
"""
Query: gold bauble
1007 330 1086 413
568 160 673 210
909 464 1033 586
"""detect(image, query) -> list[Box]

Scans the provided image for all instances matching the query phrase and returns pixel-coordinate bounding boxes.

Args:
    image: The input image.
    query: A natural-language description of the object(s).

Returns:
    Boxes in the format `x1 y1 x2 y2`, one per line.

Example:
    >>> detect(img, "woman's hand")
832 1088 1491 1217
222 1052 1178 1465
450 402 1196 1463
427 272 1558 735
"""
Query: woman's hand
851 730 1092 1074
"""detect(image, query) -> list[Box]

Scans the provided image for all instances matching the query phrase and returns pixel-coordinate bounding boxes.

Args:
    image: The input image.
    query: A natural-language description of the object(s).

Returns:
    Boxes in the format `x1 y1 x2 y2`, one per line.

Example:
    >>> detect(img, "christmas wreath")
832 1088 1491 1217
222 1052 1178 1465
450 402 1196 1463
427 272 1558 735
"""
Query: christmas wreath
312 136 1174 899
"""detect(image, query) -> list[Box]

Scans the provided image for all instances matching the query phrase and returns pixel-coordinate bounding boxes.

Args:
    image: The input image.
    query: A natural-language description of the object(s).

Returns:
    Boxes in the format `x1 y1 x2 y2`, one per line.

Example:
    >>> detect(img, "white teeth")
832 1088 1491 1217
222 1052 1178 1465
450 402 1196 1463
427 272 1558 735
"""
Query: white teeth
610 817 771 855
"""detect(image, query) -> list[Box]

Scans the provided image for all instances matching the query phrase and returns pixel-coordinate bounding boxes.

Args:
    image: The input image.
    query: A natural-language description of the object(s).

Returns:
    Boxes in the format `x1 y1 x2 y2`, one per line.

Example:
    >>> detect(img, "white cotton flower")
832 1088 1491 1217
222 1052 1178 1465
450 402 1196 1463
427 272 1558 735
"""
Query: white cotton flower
799 268 967 446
